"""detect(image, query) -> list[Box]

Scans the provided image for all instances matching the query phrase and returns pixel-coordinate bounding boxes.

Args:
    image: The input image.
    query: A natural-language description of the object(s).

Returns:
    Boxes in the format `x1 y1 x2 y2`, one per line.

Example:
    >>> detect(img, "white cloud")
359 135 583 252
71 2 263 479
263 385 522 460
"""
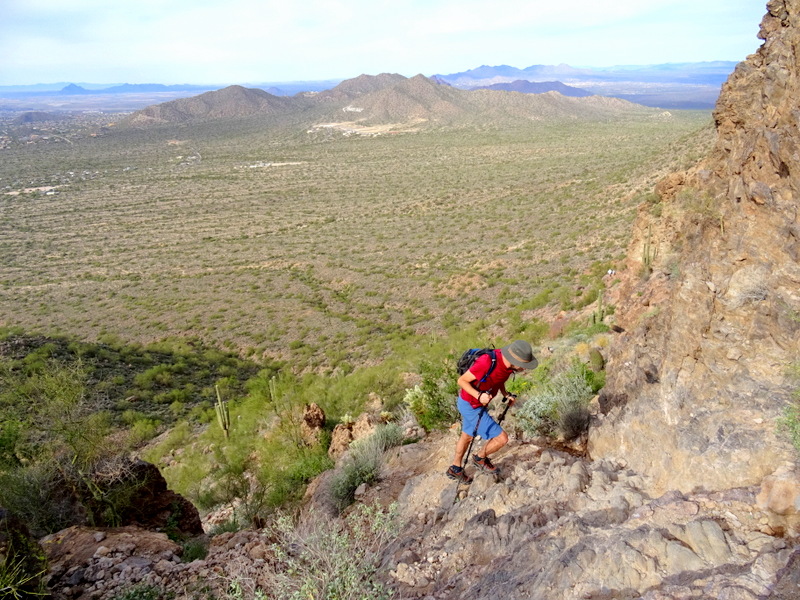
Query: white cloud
0 0 767 85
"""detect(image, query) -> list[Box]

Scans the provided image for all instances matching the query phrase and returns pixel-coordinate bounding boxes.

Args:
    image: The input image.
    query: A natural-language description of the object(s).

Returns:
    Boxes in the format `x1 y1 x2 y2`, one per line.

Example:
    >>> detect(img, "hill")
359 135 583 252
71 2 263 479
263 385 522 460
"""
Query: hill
123 73 659 130
473 79 593 97
330 74 654 127
315 72 409 101
123 85 300 126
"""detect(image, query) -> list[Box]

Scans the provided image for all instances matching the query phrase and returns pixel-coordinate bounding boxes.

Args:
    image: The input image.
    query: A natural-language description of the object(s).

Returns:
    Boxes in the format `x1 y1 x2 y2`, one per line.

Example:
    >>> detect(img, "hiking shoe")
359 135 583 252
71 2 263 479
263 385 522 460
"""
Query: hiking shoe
472 454 499 474
446 465 473 484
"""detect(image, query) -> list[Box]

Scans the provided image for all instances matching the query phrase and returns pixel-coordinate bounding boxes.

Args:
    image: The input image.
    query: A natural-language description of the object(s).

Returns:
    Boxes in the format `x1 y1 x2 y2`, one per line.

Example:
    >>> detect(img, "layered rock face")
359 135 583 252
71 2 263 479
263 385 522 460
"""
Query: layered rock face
384 441 799 600
589 0 800 499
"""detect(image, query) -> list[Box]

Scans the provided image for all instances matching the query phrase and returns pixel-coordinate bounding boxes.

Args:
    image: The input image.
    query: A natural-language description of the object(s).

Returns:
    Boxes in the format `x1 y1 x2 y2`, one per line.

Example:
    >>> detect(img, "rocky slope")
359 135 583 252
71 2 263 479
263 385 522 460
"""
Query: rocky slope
40 428 800 600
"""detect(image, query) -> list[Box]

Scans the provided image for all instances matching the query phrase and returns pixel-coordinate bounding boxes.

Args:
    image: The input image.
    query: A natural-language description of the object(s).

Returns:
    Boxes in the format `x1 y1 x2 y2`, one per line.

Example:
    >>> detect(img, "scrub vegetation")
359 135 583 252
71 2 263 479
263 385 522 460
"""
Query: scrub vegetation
0 106 715 527
0 111 712 371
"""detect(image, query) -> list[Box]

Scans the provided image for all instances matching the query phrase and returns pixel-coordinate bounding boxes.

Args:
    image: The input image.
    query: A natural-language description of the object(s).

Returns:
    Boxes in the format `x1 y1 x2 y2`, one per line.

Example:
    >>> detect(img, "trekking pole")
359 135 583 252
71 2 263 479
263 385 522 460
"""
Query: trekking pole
497 395 515 424
460 406 487 471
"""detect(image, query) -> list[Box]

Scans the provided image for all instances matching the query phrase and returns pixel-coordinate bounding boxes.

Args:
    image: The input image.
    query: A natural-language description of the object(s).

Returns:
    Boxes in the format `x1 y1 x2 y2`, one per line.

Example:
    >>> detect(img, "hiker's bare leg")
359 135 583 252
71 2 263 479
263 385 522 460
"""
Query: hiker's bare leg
477 431 508 458
452 431 473 466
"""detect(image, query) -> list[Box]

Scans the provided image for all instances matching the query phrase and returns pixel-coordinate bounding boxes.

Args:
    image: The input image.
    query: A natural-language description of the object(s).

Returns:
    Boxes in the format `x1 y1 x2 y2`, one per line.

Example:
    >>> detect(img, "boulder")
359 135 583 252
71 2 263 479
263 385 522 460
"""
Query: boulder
301 402 326 446
328 424 353 459
112 459 204 536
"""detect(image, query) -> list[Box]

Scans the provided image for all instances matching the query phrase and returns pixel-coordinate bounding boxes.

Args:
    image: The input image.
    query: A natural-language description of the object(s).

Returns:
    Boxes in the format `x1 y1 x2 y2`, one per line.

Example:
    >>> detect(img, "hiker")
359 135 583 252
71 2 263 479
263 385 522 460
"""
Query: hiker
446 340 538 483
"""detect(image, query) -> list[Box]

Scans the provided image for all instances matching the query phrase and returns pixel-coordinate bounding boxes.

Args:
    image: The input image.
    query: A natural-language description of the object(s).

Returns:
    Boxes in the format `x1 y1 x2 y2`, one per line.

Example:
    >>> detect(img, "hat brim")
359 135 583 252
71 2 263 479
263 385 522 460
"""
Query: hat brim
501 346 538 370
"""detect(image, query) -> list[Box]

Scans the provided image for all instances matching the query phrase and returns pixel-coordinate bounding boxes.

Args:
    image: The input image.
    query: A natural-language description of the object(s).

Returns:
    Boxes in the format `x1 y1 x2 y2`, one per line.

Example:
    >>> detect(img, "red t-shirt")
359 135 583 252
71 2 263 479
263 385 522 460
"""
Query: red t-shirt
460 349 514 408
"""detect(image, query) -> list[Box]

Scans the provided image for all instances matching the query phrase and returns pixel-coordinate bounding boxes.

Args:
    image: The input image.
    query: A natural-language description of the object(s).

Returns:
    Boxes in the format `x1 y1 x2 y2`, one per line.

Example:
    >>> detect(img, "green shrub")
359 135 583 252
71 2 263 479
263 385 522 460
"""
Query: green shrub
270 502 399 600
111 583 173 600
207 519 242 536
404 360 458 431
133 364 174 389
778 363 800 453
778 403 800 453
0 516 48 600
0 420 22 469
263 444 334 509
0 463 75 537
516 362 594 440
329 424 404 511
128 418 160 446
181 538 208 562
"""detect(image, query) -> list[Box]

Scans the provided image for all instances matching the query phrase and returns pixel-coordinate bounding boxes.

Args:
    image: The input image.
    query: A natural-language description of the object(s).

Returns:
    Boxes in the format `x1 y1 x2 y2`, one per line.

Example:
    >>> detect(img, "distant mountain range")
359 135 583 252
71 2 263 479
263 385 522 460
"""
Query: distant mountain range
434 61 738 87
0 82 216 95
433 62 738 109
0 61 738 110
472 80 593 97
123 73 660 130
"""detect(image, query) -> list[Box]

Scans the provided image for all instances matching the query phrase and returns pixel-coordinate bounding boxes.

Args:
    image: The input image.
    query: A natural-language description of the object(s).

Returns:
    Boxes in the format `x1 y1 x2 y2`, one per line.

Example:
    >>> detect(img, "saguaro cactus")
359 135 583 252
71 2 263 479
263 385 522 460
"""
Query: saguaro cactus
642 222 658 276
215 385 231 439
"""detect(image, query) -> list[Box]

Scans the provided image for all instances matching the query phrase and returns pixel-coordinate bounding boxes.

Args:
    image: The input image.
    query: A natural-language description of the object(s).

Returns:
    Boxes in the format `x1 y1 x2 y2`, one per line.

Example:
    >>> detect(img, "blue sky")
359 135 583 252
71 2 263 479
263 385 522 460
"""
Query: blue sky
0 0 767 85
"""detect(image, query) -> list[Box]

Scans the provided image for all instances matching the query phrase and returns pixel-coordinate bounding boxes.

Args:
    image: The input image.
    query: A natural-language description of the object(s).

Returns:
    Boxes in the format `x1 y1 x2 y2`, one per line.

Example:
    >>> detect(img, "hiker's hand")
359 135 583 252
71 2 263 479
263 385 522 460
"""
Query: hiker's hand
479 392 491 405
506 394 517 405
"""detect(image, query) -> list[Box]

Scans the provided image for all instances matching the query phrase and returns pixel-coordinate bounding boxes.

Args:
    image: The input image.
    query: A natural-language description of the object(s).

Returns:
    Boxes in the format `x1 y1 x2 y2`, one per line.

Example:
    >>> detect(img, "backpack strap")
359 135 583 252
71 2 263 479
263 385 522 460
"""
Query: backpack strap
474 349 497 392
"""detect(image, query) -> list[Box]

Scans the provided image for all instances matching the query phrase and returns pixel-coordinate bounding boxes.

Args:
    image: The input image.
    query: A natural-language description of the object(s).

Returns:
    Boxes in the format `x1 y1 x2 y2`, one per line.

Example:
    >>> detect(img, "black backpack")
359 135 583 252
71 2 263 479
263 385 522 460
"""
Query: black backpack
456 347 497 390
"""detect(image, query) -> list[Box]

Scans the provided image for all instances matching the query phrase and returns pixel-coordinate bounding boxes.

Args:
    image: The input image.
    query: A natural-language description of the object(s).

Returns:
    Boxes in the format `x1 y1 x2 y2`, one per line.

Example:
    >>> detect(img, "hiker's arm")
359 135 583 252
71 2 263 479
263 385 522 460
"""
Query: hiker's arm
499 382 518 404
458 370 492 405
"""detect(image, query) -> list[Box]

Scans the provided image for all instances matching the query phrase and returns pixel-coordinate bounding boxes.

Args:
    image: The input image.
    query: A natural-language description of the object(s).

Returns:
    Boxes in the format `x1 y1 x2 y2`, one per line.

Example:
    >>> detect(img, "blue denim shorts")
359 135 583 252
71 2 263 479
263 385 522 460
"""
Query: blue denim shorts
458 397 503 440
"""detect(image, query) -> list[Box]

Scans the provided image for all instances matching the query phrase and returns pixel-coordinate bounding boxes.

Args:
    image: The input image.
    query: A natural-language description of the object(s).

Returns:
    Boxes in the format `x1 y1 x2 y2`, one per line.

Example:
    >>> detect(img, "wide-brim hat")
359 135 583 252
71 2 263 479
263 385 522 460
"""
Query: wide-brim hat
501 340 538 370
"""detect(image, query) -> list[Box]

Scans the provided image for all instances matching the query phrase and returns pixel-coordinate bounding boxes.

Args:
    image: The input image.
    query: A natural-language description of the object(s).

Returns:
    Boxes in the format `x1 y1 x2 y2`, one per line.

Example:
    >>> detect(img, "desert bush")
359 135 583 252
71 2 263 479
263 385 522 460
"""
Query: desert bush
0 463 75 537
207 519 243 536
0 360 158 534
261 443 334 509
0 518 48 600
404 359 459 431
329 424 404 511
269 502 400 600
181 538 209 562
779 403 800 454
127 417 161 447
0 358 109 467
516 362 595 440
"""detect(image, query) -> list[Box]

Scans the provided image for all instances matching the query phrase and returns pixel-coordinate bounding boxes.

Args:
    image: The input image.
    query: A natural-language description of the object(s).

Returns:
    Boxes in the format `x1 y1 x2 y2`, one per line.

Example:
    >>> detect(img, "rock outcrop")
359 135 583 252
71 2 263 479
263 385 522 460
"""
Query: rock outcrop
36 429 800 600
116 460 204 536
589 0 800 500
300 402 326 446
380 437 799 600
42 525 282 600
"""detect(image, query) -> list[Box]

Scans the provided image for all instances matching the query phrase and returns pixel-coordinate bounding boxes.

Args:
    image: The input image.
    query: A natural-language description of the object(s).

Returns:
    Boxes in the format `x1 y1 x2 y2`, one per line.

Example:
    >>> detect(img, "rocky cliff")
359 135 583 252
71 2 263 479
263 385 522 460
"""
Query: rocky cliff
590 0 800 501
